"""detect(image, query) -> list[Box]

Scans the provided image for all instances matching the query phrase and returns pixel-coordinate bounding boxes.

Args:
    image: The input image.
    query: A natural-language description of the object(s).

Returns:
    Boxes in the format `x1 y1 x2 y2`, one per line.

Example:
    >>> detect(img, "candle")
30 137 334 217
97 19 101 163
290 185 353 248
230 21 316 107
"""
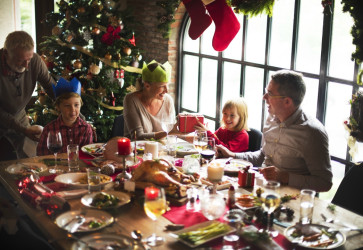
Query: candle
118 137 131 155
145 186 159 200
207 162 224 182
145 141 158 159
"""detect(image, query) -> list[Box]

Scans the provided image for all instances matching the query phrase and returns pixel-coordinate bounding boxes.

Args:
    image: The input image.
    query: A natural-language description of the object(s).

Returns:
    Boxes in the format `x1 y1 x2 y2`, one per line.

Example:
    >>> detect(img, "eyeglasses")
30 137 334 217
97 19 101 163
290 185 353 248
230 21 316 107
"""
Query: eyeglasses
264 88 287 99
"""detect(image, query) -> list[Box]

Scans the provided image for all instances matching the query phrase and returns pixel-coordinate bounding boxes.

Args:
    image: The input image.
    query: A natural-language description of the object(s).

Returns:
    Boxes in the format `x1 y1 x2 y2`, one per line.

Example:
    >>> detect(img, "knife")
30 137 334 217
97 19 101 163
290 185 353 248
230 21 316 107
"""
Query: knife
273 218 291 228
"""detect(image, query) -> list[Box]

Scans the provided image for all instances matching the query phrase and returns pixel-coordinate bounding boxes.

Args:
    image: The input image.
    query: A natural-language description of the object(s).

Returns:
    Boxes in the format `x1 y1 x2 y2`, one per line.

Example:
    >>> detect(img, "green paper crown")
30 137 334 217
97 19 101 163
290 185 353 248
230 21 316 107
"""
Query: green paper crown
142 60 172 83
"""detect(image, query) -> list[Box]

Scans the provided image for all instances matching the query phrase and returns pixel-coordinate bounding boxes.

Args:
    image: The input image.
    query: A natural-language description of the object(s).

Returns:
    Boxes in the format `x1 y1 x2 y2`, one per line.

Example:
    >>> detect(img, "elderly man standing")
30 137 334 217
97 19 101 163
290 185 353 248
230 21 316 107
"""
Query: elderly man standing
217 70 332 192
0 31 55 160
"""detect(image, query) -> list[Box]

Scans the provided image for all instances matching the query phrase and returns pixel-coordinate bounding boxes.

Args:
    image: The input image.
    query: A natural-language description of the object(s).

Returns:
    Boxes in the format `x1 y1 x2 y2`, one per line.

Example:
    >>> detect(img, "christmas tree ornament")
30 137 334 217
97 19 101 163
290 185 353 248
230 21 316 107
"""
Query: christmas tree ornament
52 25 62 36
110 92 116 106
205 0 240 51
96 107 103 115
43 108 49 115
83 30 91 41
115 53 121 60
118 78 124 88
77 7 86 14
89 63 101 75
101 25 121 45
66 33 74 43
123 47 132 56
129 32 136 46
92 27 101 35
131 60 139 68
136 54 142 61
73 59 82 69
182 0 212 40
96 86 106 98
104 53 112 60
114 69 124 79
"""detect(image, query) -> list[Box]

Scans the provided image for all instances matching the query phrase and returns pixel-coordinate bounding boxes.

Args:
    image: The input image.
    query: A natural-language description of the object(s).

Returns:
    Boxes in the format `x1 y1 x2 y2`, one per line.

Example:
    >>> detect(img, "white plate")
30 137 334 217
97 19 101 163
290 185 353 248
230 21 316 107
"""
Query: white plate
284 224 346 249
175 142 198 156
5 162 47 175
214 159 253 173
131 140 164 153
54 172 112 189
81 143 105 157
81 191 131 209
170 220 235 248
55 209 114 233
71 233 134 250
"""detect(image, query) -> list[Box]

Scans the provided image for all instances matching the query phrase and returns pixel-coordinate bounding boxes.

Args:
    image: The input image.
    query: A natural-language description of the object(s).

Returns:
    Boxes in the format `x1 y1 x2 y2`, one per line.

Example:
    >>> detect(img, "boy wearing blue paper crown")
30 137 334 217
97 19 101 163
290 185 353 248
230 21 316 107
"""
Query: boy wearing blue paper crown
36 78 94 156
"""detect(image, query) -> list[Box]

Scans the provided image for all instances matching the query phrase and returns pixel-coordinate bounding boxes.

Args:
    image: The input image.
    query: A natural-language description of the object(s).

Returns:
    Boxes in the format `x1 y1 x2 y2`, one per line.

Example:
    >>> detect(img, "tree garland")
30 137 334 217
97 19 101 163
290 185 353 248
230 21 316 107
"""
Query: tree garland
227 0 275 17
341 0 363 85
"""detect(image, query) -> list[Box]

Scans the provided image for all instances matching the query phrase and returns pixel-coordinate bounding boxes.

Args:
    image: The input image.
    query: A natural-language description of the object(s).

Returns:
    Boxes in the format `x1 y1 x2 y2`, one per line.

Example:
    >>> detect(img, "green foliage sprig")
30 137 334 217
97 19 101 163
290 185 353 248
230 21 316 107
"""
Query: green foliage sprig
342 0 363 85
227 0 275 17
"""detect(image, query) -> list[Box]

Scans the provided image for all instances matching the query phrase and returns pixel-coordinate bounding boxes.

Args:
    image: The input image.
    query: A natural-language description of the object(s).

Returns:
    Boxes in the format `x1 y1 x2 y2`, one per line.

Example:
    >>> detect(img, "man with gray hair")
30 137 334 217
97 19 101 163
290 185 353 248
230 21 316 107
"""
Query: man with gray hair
0 31 56 160
217 70 332 192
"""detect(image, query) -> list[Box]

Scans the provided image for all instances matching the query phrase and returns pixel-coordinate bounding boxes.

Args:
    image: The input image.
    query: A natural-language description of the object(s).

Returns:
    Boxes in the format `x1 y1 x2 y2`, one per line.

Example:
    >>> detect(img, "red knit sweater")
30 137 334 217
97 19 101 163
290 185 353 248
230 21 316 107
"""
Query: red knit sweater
207 127 249 153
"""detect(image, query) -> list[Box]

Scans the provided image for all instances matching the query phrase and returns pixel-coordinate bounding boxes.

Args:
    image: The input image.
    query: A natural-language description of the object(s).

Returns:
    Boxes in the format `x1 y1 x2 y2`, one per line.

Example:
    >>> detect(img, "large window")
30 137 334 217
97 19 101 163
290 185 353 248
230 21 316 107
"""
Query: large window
178 0 360 199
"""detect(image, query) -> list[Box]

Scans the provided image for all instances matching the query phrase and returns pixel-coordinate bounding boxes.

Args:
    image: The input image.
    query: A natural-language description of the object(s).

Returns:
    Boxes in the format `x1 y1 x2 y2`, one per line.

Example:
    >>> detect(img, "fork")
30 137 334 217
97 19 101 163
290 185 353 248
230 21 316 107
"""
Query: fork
95 142 107 153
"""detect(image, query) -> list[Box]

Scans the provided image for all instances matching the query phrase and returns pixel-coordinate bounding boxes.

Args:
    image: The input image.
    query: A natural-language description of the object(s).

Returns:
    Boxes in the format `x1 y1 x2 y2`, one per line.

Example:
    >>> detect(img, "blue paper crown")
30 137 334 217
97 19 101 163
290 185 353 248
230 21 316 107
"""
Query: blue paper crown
52 77 81 98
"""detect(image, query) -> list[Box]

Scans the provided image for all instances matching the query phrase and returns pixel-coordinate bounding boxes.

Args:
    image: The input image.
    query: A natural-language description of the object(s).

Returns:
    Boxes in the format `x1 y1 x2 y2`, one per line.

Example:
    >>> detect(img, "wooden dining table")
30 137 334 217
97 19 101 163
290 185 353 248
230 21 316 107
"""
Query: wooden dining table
1 153 363 250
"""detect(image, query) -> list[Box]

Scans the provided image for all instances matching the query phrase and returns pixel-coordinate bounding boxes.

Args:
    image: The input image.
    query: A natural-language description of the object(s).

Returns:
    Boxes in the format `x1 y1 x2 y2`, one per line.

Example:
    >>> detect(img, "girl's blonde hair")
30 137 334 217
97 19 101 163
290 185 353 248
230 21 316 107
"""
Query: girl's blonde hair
221 97 249 132
55 92 83 107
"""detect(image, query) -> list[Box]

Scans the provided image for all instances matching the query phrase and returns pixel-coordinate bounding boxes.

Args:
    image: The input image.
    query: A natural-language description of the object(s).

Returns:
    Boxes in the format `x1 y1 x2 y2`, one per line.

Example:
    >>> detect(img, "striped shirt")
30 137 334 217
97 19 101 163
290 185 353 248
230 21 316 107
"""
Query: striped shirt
36 116 94 156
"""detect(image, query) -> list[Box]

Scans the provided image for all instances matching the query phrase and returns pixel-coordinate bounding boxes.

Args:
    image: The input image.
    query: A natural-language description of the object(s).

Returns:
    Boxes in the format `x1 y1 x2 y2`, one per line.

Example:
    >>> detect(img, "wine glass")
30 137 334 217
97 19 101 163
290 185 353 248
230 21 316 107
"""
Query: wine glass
260 181 280 237
161 113 176 137
47 131 63 174
200 137 216 165
192 131 207 153
144 186 167 246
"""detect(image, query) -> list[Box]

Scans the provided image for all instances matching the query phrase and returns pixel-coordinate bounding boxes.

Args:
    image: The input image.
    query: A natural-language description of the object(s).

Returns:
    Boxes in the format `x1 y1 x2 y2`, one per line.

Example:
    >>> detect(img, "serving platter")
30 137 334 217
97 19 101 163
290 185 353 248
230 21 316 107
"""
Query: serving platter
54 172 112 189
71 233 135 250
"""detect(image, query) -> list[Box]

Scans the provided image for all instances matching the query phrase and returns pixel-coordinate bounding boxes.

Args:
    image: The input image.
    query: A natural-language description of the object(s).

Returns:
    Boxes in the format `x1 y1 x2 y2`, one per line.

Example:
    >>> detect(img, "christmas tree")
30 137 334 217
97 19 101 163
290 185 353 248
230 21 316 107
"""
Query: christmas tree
28 0 142 142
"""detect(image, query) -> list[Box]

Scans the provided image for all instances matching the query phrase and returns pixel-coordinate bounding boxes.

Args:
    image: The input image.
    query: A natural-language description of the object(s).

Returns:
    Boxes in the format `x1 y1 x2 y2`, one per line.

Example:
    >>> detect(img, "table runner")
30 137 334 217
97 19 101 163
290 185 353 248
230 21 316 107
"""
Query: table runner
163 204 292 249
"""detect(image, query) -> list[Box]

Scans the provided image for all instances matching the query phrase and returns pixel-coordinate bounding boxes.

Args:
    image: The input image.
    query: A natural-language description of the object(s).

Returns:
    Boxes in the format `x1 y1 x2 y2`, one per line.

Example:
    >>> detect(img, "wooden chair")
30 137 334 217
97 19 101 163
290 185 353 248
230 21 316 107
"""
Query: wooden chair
331 163 363 216
111 114 124 138
247 128 263 152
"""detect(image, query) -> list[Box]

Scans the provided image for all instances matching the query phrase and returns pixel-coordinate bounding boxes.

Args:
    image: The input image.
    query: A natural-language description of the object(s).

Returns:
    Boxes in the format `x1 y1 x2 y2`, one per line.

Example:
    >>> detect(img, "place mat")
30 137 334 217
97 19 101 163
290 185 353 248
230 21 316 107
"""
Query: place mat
163 204 292 249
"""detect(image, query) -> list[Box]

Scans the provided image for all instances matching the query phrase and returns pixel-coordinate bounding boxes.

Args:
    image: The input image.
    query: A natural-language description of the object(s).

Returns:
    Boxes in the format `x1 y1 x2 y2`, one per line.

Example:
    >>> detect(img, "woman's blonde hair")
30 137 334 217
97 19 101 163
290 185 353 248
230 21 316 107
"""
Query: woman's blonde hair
221 97 249 132
55 92 83 107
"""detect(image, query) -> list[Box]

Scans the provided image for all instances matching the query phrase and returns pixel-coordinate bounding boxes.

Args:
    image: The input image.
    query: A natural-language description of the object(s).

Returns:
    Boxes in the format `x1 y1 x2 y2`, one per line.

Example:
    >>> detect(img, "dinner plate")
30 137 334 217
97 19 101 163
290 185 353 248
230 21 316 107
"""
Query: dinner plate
71 233 135 250
284 224 346 249
81 191 131 209
5 162 47 175
81 143 105 157
54 172 112 189
55 209 114 233
170 220 235 248
175 142 198 156
221 159 253 173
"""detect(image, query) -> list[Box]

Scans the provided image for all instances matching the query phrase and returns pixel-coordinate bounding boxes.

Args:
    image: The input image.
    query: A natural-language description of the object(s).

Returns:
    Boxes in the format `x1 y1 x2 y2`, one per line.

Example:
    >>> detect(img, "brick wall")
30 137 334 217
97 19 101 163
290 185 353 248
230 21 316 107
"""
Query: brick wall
126 0 187 101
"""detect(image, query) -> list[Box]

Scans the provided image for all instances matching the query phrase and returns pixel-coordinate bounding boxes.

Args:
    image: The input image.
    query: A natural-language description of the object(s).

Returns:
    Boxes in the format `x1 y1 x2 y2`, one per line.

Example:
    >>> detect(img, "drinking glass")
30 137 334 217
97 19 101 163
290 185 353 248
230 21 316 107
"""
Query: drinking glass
260 181 280 237
161 113 176 137
144 186 167 246
200 137 216 165
200 193 226 220
87 168 101 193
47 131 63 174
193 131 207 154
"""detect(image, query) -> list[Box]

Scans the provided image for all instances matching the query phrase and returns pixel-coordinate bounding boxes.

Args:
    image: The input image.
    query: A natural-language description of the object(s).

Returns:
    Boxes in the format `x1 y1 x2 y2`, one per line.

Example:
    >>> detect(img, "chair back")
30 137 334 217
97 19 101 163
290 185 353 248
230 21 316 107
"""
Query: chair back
111 114 124 138
247 128 262 152
332 163 363 216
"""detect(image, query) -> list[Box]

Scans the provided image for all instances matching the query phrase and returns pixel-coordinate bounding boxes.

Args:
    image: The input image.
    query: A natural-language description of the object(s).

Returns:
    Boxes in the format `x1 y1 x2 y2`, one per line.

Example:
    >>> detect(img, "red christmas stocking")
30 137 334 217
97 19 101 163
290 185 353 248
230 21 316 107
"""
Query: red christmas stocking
183 0 212 40
205 0 240 51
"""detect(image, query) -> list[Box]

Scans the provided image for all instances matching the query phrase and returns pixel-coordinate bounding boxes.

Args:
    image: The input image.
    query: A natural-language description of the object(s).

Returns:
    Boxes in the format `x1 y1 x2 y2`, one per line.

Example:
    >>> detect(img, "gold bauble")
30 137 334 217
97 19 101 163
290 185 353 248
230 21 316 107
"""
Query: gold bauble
123 47 131 56
73 59 82 69
91 27 100 35
104 53 112 60
89 63 101 75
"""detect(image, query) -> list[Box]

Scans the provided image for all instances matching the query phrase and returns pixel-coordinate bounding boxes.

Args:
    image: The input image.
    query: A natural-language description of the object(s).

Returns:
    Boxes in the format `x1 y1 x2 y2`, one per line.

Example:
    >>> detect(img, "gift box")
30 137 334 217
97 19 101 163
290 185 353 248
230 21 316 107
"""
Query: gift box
238 166 255 187
178 113 204 133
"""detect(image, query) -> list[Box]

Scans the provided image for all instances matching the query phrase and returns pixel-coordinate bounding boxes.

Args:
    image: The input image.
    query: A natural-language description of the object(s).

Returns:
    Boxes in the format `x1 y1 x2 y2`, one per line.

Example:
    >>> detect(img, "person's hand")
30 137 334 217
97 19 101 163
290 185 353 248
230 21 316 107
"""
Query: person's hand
260 166 289 184
24 125 43 142
216 144 234 158
194 120 208 132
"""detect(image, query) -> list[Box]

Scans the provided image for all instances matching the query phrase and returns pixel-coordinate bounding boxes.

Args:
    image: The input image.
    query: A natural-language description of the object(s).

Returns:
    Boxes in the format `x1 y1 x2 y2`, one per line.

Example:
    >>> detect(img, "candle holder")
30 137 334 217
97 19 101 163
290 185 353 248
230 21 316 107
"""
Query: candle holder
115 153 132 180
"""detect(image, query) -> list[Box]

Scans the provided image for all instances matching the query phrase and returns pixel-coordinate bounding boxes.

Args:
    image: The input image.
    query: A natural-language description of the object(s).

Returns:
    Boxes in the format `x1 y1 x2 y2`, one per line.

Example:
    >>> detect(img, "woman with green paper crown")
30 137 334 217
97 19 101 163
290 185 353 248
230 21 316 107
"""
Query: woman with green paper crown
123 60 176 140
